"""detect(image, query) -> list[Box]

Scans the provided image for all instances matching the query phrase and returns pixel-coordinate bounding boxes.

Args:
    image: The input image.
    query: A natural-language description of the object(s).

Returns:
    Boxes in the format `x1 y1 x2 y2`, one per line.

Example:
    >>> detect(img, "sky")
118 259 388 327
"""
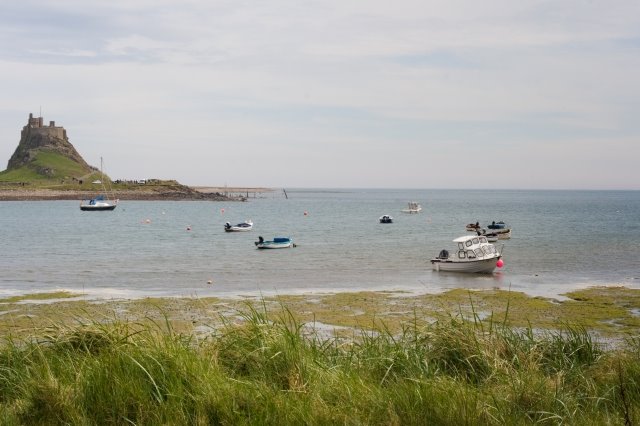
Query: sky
0 1 638 190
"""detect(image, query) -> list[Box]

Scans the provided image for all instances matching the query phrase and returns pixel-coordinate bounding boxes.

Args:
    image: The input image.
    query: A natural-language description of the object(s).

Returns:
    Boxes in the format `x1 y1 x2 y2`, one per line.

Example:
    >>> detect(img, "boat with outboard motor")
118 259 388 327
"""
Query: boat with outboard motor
255 236 294 249
379 215 393 223
488 221 506 230
431 235 503 273
466 222 481 231
487 221 511 239
224 220 253 232
468 221 511 239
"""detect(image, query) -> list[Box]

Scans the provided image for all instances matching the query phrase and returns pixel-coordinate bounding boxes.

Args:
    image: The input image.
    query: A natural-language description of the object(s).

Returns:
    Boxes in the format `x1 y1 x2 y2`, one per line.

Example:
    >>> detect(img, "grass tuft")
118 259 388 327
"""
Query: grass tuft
0 300 639 424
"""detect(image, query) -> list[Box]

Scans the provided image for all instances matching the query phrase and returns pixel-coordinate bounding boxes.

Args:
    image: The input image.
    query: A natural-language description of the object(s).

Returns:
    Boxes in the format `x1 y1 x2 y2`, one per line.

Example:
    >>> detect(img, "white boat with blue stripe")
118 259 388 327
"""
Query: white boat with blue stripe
255 236 294 249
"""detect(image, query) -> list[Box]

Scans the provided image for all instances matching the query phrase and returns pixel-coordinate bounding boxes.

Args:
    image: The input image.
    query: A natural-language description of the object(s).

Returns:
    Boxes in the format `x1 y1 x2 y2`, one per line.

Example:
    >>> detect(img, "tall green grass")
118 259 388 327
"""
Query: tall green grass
0 303 638 425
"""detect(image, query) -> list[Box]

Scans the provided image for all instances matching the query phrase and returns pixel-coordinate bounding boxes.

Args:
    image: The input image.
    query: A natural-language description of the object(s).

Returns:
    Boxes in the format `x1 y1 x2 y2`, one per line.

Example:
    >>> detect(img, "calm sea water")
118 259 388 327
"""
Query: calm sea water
1 189 639 299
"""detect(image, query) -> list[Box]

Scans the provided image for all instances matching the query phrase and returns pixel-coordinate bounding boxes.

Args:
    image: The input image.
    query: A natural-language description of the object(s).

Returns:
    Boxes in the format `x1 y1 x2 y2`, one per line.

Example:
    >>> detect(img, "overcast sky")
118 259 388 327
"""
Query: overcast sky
0 1 638 189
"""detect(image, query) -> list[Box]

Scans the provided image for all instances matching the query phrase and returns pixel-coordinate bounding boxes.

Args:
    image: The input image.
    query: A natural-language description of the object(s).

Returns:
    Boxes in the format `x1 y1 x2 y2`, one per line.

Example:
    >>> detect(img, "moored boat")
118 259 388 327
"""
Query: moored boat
80 195 117 211
487 221 507 230
466 222 481 231
401 202 422 214
431 235 503 273
79 157 118 211
379 215 393 223
497 228 512 239
224 220 253 232
469 221 511 239
255 236 294 249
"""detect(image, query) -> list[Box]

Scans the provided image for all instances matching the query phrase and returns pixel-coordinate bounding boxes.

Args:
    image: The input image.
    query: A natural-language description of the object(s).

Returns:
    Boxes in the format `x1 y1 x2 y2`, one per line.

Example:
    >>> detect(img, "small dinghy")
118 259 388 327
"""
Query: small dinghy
379 215 393 224
255 236 294 249
466 222 481 231
224 220 253 232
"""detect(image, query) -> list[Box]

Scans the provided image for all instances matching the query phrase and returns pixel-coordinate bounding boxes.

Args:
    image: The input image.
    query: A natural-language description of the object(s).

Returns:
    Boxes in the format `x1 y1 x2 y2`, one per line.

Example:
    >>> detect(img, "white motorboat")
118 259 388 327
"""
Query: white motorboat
431 235 503 273
255 236 294 249
379 215 393 223
224 220 253 232
401 202 422 214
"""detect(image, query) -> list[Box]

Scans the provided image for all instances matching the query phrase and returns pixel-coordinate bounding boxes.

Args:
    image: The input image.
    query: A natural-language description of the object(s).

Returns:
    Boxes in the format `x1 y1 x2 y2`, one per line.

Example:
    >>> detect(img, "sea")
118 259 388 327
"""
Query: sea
1 189 639 300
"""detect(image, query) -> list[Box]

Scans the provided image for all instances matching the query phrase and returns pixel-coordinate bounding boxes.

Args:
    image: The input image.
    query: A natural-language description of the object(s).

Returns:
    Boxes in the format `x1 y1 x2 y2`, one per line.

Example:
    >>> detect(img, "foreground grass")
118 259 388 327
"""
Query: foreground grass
1 301 640 425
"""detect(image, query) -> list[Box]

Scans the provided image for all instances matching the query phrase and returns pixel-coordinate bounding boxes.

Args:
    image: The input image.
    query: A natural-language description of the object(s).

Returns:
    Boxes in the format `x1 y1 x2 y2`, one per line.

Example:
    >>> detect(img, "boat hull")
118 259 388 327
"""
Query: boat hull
256 242 292 249
80 204 117 211
431 256 500 273
225 225 253 232
497 229 511 239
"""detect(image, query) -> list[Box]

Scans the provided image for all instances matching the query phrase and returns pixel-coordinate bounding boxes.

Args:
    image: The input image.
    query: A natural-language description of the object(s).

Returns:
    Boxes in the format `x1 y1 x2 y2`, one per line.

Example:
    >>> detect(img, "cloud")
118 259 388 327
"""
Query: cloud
0 0 638 188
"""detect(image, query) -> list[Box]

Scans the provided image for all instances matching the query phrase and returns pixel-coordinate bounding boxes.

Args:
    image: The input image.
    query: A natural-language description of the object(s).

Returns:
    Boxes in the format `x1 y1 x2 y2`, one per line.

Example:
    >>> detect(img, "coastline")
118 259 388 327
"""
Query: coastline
0 186 274 201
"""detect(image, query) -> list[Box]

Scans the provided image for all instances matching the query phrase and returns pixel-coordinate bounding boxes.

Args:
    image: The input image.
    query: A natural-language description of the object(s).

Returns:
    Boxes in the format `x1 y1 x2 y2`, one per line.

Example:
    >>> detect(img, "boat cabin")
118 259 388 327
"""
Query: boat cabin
451 235 498 260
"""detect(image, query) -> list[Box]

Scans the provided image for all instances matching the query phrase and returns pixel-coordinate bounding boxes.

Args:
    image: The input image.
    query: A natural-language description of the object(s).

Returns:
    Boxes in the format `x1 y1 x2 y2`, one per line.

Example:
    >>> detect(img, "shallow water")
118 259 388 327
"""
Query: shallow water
1 189 639 299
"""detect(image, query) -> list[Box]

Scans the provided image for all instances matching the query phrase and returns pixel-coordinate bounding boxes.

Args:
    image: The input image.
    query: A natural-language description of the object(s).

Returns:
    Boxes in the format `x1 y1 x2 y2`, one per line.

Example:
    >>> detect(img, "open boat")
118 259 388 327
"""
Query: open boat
472 228 499 242
431 235 502 273
80 157 118 211
255 236 294 249
224 220 253 232
379 215 393 224
469 221 511 239
487 221 511 239
488 221 507 230
466 222 481 231
401 201 422 214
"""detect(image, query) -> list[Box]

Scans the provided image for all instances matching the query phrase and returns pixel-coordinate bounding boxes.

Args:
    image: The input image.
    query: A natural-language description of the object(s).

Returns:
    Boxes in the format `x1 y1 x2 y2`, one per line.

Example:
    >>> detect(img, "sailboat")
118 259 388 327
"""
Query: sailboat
80 157 118 211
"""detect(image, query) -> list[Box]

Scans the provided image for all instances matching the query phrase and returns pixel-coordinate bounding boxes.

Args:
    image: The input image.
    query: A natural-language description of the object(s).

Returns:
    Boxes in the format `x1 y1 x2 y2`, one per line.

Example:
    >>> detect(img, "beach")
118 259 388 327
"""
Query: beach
0 186 273 201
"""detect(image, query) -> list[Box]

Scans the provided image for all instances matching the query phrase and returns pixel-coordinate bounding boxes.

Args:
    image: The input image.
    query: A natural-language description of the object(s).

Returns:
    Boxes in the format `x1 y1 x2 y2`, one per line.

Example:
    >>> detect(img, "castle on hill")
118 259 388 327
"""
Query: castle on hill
6 113 90 172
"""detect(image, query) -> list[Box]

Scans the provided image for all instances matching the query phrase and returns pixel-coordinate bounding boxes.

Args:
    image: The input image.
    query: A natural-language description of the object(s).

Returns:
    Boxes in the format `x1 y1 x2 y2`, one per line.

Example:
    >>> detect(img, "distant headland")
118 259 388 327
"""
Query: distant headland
0 113 270 201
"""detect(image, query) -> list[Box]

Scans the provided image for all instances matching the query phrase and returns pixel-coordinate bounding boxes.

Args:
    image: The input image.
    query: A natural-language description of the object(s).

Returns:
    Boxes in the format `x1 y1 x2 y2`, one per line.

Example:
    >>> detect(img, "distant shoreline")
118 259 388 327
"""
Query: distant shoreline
0 187 274 201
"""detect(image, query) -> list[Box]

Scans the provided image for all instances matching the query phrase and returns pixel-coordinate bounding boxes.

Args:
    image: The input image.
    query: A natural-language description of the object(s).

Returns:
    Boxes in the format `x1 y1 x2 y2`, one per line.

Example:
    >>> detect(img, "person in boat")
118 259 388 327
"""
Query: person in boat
225 222 231 230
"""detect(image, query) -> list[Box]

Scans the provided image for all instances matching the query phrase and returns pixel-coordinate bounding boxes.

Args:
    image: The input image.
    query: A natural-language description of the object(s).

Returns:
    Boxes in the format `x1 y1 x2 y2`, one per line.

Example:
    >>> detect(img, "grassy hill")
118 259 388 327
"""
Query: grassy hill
0 149 103 189
0 149 95 182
